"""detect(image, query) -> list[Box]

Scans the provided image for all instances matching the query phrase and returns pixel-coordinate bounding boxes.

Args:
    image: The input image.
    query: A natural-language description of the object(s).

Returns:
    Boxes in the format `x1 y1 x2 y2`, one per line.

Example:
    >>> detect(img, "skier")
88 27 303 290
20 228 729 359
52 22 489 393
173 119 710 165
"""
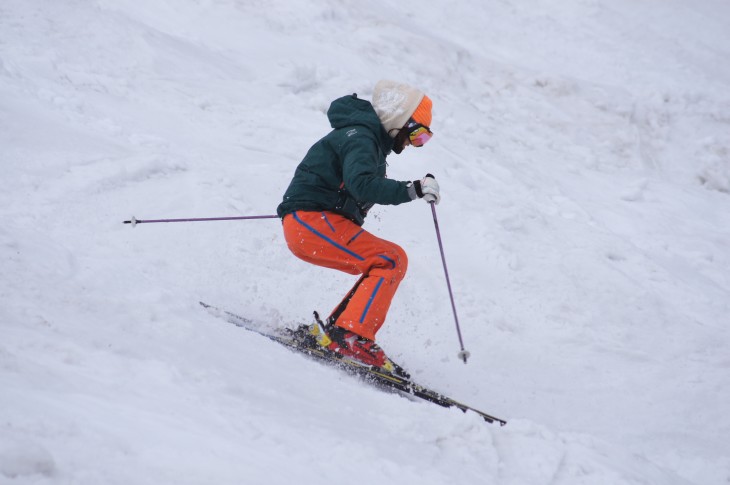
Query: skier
276 80 440 375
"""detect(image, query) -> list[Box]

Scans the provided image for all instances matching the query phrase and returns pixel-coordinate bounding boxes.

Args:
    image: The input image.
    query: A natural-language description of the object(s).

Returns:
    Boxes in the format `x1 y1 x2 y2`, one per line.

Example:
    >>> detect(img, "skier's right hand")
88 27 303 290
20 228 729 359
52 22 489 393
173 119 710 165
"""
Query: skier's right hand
409 174 440 204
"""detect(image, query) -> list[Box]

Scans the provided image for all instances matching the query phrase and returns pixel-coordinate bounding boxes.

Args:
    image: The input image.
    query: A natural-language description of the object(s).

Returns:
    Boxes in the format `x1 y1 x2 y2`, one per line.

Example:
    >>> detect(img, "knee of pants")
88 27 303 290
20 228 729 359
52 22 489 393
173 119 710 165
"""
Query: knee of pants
380 243 408 281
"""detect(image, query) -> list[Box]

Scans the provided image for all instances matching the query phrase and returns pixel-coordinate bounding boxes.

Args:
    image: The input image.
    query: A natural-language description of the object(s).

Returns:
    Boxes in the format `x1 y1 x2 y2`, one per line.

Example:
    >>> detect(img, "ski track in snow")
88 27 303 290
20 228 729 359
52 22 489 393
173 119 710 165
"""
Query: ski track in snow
2 0 730 484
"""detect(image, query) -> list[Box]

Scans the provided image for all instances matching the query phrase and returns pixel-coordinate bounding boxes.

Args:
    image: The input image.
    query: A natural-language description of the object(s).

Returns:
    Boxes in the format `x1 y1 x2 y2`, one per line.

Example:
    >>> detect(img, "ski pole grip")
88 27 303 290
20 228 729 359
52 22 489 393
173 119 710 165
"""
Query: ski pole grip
423 174 437 203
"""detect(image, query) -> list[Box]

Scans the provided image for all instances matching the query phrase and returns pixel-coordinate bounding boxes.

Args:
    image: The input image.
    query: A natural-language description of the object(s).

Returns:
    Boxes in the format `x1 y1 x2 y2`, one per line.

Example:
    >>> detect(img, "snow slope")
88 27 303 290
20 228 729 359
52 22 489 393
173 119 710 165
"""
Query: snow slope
2 0 730 483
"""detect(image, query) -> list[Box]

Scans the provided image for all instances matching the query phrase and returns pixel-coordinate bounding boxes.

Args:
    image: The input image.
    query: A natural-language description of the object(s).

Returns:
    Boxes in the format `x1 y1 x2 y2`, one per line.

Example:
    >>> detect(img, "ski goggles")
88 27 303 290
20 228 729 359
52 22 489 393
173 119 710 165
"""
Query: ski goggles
406 121 433 147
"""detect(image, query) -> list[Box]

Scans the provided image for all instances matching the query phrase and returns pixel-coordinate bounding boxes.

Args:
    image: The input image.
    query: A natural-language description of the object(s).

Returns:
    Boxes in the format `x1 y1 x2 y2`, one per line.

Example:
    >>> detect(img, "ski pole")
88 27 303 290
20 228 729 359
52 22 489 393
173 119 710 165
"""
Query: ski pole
123 214 279 227
429 201 470 364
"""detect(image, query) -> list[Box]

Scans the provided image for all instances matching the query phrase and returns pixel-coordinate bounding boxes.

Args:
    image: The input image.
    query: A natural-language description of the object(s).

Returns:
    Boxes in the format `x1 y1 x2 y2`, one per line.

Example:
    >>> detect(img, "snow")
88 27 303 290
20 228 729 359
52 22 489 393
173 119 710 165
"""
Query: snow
2 0 730 483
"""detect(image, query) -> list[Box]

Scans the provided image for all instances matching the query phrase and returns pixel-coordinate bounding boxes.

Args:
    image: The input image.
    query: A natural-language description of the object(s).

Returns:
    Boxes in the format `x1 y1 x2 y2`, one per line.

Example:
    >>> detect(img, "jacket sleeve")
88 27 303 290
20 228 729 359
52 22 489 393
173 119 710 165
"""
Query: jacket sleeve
339 134 412 206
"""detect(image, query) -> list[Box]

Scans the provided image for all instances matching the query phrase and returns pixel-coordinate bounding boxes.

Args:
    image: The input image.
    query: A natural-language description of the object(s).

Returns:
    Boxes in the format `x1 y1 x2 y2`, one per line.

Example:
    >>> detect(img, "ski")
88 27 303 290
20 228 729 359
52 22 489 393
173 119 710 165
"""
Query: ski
200 302 506 426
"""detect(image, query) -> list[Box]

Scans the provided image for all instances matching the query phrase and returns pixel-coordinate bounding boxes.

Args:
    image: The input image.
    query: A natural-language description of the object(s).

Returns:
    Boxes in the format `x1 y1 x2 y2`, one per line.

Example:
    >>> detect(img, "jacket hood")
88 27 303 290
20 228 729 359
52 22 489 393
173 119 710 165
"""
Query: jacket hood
327 94 391 152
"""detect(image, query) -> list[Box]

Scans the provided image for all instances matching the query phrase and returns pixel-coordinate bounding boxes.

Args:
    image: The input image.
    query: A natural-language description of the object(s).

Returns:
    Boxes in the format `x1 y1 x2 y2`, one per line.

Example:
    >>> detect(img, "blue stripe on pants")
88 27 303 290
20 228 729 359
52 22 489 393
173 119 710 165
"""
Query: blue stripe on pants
293 212 365 261
359 277 384 323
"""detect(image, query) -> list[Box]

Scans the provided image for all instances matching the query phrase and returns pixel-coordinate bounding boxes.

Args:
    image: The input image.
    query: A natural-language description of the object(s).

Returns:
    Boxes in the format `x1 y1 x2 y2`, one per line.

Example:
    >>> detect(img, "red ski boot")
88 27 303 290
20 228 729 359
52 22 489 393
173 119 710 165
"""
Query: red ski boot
322 325 410 378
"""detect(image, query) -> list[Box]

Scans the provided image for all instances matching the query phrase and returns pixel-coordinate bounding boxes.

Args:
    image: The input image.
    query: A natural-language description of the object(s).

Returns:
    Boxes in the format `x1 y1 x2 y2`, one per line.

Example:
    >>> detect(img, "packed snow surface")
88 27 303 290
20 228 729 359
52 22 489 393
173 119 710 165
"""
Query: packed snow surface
2 1 730 484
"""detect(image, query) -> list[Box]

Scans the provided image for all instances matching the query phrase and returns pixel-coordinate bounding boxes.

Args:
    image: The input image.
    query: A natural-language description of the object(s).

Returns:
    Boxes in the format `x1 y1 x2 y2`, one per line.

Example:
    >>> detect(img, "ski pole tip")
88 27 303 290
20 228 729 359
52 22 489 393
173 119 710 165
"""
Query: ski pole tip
458 349 470 364
123 216 138 227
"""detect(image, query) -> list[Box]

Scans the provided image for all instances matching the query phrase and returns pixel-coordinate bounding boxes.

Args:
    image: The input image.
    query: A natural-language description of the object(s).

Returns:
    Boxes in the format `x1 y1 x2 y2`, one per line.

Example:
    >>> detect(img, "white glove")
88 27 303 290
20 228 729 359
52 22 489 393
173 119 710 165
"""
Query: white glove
409 174 440 204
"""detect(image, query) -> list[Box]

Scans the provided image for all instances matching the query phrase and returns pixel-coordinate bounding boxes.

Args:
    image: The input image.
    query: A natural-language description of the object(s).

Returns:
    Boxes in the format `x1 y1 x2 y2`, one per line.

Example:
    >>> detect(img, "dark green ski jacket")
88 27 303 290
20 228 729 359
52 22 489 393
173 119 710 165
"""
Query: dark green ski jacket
276 94 412 225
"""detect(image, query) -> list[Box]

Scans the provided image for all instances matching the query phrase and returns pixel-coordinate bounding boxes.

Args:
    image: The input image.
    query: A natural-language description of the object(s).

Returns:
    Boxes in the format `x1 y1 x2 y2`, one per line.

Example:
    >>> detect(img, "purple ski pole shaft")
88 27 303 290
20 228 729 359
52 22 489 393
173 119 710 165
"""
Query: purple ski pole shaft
430 202 470 364
123 215 279 226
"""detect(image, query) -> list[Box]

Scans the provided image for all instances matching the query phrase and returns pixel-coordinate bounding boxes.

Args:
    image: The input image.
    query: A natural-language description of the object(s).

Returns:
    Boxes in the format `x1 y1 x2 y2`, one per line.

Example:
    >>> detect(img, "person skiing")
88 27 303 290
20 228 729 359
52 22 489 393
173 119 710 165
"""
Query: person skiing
276 80 440 375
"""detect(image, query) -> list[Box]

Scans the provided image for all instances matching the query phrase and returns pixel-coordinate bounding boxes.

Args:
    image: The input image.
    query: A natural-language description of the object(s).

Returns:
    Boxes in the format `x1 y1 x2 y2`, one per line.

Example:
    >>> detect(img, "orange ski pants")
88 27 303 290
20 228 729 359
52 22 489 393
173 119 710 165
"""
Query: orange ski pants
282 211 408 340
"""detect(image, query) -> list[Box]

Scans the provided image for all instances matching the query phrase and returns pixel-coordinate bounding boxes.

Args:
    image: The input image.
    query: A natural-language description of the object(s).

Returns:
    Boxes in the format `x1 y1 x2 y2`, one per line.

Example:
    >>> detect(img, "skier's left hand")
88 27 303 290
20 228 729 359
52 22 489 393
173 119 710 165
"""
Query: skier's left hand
409 174 440 204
